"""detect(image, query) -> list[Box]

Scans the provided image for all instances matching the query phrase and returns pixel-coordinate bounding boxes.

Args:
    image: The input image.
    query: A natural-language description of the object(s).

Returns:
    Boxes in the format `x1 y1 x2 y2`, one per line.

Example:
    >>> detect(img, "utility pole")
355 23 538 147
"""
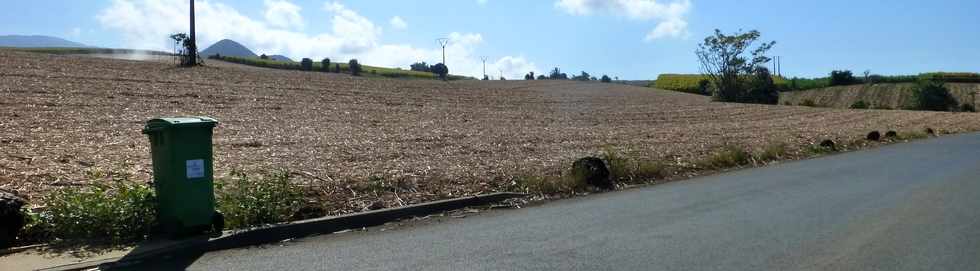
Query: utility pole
187 0 197 66
481 56 488 79
436 38 449 65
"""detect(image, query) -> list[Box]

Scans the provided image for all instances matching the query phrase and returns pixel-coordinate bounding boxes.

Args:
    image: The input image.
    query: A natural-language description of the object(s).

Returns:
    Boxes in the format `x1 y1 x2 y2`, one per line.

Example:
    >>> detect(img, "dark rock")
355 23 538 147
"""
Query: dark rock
925 128 935 135
866 131 881 141
572 157 612 189
0 191 26 248
885 131 898 138
820 139 837 150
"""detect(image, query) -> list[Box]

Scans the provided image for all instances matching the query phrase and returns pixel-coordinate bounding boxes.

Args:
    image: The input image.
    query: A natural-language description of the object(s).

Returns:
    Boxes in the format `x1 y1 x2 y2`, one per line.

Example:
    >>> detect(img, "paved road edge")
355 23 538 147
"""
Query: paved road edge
39 192 526 271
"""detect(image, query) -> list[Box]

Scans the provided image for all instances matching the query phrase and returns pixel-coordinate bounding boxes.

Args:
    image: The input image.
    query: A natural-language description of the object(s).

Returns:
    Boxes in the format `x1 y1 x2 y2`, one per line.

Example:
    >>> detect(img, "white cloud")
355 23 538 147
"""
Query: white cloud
264 0 304 29
96 0 537 78
492 56 539 79
389 16 407 30
555 0 691 41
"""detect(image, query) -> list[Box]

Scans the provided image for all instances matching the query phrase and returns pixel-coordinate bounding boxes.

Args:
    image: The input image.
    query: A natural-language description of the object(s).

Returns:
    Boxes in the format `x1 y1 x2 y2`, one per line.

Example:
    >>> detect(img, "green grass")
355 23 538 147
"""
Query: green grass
215 56 471 80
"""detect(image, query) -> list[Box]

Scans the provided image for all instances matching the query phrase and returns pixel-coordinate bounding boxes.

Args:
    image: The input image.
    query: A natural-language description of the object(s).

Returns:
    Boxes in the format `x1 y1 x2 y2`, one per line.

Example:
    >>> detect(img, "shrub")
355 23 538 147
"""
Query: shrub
321 58 330 72
410 62 430 72
300 58 314 71
216 170 304 229
28 175 156 243
961 103 976 112
697 79 712 95
601 75 612 83
742 68 779 104
260 54 269 60
850 100 869 109
698 146 752 169
830 70 858 86
348 59 362 76
756 143 788 162
800 99 818 107
913 78 956 111
431 63 449 80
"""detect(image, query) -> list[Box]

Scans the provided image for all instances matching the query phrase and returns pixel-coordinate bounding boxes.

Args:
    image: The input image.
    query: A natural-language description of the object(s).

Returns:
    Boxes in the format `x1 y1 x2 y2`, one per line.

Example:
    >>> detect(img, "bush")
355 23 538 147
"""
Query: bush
850 100 869 109
697 79 712 95
962 103 976 112
913 78 956 111
321 58 331 72
28 175 156 243
756 143 788 162
300 58 314 71
348 59 362 76
742 68 779 104
800 99 818 107
600 75 612 83
830 70 858 86
698 146 752 169
430 63 448 80
216 170 304 229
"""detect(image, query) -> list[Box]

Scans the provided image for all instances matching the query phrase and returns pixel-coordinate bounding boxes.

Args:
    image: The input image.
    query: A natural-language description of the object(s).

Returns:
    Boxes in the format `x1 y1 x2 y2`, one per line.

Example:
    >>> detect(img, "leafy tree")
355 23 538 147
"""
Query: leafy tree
500 76 506 80
600 75 612 83
549 67 568 80
743 67 779 104
260 54 269 60
537 75 547 80
914 78 956 111
482 75 490 80
572 71 591 81
349 59 362 76
430 63 449 80
590 76 598 81
695 29 776 103
525 72 535 80
300 58 314 71
830 70 857 86
697 79 712 95
321 58 330 72
410 62 430 72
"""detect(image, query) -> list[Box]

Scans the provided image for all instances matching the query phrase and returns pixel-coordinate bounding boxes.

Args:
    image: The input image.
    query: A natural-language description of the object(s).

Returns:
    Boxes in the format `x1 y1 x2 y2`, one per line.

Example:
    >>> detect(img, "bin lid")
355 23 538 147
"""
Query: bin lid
142 117 218 134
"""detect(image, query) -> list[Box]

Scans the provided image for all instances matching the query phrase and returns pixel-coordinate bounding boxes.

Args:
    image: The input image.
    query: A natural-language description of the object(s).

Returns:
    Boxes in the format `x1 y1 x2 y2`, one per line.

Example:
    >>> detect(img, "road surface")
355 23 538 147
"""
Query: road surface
133 133 980 270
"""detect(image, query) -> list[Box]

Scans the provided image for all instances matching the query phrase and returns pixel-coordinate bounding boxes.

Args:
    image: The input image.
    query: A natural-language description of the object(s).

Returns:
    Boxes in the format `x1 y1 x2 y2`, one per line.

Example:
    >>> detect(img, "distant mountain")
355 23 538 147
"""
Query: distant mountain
269 55 293 62
201 39 257 58
0 35 88 48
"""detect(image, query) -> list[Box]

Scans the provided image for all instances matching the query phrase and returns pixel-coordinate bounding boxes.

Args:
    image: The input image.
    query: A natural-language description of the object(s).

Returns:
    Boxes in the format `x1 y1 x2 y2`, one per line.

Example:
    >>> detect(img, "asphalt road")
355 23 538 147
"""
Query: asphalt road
136 133 980 270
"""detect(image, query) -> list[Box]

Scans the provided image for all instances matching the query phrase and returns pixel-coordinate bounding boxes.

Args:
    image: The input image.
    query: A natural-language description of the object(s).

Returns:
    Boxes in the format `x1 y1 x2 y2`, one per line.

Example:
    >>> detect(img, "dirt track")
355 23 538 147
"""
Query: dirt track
2 50 979 214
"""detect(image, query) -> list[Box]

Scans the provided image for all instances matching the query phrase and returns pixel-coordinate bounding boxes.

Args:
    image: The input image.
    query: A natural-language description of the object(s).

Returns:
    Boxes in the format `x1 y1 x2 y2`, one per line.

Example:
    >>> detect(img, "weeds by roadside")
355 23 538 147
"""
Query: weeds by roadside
698 145 753 169
215 170 306 229
602 148 665 184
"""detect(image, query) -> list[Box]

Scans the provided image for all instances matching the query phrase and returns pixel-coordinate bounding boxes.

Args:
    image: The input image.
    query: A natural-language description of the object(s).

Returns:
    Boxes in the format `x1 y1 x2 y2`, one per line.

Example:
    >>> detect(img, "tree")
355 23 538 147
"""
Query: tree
572 71 591 81
590 76 597 81
168 33 197 66
525 72 535 80
321 58 331 72
697 79 712 95
600 75 612 83
348 59 362 76
300 58 314 71
482 75 490 80
696 29 776 103
830 70 857 86
334 63 341 73
549 67 566 80
500 76 506 80
537 75 547 80
744 68 779 104
410 62 430 72
430 63 449 80
914 78 957 111
260 54 269 60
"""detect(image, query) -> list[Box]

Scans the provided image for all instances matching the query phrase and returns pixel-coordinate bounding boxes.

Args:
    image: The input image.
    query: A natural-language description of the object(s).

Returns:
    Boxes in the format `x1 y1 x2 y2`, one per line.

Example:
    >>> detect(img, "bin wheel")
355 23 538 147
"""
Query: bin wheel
211 212 225 233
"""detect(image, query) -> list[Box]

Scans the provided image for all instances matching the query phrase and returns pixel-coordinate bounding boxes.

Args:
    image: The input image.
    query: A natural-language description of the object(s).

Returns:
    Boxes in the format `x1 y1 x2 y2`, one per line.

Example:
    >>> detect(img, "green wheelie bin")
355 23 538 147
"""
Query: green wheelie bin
142 117 224 236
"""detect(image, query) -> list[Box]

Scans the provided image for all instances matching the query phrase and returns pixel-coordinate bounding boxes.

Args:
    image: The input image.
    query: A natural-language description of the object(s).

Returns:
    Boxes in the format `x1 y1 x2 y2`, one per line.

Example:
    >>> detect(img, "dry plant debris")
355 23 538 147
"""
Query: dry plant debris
2 50 979 215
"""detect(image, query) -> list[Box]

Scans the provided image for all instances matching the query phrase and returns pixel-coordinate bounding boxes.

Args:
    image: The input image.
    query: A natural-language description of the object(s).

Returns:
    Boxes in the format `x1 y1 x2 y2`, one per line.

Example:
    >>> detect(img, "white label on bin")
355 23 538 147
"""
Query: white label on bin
186 159 205 179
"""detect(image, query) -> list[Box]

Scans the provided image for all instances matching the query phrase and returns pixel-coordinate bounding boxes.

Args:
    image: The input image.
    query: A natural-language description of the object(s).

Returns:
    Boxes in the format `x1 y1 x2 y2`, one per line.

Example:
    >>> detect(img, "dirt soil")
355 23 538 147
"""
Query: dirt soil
3 50 980 214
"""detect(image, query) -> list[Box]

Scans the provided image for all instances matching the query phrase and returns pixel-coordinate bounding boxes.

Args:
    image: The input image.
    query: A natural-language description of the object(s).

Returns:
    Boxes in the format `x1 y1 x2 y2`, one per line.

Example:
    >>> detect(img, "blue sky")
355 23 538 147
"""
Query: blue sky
2 0 978 79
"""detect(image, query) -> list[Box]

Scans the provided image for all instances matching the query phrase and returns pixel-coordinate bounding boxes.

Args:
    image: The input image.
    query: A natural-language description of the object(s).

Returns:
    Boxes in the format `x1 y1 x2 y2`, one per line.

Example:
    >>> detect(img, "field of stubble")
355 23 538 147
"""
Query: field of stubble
2 50 979 214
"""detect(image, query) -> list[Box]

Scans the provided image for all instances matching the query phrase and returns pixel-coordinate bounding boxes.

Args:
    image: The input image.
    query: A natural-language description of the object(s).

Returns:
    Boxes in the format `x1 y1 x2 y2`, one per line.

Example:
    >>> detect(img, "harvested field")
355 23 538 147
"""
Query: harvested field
3 50 980 214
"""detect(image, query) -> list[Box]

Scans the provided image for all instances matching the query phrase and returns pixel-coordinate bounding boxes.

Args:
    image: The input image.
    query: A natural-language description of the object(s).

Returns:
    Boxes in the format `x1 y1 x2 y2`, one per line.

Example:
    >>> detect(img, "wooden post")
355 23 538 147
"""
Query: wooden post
188 0 197 66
